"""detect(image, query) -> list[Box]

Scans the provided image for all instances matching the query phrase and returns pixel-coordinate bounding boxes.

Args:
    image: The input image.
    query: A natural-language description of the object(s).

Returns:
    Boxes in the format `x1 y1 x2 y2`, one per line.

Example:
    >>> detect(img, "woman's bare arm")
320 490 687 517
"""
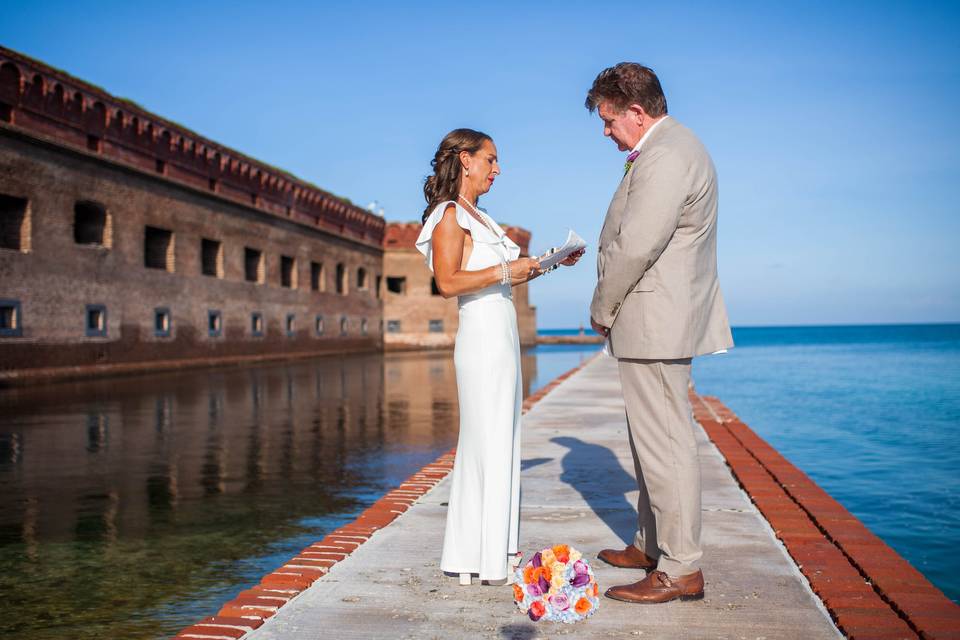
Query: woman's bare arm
431 205 542 298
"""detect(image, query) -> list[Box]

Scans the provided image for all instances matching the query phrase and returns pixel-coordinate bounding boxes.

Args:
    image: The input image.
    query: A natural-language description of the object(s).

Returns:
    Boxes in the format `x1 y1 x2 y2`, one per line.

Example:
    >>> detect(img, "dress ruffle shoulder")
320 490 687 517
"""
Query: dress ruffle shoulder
415 200 521 273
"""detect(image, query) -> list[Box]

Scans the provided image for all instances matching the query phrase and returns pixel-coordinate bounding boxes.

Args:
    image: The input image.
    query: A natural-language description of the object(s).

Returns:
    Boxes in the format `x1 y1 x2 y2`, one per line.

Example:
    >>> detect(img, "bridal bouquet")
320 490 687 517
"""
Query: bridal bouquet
513 545 600 623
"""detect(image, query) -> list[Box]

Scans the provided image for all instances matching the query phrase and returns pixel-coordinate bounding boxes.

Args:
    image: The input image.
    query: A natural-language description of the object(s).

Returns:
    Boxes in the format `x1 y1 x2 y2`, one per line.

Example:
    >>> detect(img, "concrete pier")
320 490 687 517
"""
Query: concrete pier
241 355 842 639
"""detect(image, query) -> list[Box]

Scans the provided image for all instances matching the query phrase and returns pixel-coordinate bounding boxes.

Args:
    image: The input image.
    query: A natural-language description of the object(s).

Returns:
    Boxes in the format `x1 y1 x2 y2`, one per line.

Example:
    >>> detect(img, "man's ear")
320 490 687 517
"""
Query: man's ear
627 104 647 125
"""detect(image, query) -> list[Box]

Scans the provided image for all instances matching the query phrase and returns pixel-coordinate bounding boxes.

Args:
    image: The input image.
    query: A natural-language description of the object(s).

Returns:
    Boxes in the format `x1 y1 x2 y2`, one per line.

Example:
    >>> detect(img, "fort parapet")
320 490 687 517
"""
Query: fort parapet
0 47 384 246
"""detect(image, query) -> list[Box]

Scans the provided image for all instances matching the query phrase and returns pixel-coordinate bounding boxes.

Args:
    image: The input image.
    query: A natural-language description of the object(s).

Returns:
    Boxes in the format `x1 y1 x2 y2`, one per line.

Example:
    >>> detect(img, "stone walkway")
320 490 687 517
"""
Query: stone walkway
244 354 841 639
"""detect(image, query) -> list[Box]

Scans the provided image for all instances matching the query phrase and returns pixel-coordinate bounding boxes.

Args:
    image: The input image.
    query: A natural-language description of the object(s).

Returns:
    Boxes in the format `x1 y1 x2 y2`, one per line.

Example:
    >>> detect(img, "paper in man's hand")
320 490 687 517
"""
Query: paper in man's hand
538 230 587 270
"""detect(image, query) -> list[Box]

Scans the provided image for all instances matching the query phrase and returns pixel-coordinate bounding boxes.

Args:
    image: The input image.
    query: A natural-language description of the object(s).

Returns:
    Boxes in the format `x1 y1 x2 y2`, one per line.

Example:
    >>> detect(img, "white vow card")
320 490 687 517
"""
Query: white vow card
538 230 587 270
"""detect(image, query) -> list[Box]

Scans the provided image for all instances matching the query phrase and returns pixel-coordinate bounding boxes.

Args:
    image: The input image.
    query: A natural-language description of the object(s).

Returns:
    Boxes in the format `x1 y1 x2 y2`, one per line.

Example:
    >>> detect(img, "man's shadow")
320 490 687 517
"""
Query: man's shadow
550 436 637 544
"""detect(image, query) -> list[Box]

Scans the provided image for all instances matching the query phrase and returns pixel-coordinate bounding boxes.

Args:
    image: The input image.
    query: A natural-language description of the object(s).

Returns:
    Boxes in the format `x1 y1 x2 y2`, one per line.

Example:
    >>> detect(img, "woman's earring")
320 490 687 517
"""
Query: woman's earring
465 168 469 176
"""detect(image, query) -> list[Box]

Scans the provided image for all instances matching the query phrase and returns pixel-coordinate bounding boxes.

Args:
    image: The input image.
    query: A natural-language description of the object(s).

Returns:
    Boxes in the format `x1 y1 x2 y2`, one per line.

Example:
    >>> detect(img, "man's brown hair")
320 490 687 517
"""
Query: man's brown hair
585 63 668 117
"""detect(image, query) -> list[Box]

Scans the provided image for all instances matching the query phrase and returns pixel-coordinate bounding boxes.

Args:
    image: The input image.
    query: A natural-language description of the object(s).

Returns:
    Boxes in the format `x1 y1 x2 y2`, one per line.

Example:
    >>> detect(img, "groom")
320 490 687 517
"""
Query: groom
586 63 733 604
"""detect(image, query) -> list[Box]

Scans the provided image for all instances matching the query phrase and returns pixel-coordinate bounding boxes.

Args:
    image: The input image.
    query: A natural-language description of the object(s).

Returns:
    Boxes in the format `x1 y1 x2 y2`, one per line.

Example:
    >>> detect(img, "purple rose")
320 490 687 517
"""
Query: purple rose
531 552 542 568
549 593 570 611
570 572 591 588
528 608 542 621
573 560 589 575
527 582 543 597
538 575 550 594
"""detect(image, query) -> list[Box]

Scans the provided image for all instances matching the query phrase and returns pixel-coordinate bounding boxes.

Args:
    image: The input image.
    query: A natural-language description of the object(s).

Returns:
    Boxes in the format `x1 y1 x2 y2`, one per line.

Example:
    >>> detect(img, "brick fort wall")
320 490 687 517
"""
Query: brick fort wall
0 47 385 380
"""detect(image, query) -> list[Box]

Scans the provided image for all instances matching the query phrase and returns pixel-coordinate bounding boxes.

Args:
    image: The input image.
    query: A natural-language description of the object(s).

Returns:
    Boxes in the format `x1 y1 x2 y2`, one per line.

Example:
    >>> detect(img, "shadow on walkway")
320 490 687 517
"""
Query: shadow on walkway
550 436 637 545
521 457 552 472
498 622 538 639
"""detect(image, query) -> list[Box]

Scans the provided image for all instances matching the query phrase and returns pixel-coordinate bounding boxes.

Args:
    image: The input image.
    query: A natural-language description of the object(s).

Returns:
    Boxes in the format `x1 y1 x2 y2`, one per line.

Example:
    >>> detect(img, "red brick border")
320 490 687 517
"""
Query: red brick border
691 391 960 640
174 353 600 639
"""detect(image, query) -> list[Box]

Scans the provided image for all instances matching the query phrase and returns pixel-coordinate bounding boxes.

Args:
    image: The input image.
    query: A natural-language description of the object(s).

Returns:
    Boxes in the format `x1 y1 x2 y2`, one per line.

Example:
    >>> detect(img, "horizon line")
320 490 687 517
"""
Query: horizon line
538 321 960 331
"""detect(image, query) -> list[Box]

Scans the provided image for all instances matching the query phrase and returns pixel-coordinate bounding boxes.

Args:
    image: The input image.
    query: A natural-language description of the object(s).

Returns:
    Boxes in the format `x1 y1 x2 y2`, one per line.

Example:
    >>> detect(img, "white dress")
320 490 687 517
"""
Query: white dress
416 200 523 581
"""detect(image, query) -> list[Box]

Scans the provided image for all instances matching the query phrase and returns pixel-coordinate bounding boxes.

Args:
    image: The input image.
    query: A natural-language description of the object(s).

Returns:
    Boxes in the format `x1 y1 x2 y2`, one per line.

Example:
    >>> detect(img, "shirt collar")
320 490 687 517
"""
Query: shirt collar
631 115 670 154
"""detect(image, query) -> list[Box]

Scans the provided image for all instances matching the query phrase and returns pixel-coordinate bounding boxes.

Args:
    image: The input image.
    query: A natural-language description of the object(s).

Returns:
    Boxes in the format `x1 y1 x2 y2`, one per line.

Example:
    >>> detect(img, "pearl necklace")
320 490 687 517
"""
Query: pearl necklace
457 194 510 286
457 194 496 233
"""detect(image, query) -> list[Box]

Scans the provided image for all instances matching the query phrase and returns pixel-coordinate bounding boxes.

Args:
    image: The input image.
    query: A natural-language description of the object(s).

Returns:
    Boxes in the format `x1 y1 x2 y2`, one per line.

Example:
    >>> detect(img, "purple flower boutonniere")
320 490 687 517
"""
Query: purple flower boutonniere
623 150 640 176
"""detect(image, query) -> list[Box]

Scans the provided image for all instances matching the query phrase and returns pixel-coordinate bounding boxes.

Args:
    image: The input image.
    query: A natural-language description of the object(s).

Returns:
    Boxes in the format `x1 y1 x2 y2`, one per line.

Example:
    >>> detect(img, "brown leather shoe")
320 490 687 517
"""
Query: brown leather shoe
605 570 705 604
597 545 657 570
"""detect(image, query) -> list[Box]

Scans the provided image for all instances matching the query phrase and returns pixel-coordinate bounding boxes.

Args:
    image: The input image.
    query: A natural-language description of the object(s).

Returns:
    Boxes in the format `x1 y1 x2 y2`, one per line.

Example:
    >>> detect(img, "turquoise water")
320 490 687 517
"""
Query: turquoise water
538 328 602 336
690 323 960 602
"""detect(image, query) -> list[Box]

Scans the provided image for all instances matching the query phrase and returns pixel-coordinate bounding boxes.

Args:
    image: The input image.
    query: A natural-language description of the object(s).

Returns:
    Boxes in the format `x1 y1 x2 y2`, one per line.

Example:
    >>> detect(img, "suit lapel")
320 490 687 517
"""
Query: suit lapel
598 177 628 248
598 117 680 250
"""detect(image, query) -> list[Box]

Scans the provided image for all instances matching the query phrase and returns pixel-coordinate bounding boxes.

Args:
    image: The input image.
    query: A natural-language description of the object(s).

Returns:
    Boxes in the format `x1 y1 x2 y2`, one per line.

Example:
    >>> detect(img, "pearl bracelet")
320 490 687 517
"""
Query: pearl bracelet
500 261 510 286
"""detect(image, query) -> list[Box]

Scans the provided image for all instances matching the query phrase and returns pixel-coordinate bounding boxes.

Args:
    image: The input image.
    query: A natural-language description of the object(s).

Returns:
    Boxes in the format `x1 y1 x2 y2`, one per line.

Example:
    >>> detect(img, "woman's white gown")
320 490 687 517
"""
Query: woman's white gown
416 200 523 581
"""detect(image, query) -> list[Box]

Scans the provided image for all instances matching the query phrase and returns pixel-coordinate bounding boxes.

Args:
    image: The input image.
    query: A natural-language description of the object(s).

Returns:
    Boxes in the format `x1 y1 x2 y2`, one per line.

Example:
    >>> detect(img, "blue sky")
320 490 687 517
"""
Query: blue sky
3 1 958 328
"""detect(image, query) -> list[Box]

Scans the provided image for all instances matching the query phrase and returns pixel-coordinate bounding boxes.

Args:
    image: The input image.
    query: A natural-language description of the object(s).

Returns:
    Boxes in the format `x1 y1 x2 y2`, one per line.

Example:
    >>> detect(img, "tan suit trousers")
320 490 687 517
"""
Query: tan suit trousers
618 357 702 576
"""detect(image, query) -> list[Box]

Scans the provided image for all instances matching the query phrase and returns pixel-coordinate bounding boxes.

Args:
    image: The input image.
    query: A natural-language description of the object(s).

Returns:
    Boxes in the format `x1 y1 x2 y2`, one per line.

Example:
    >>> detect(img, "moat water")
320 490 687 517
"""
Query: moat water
0 345 599 640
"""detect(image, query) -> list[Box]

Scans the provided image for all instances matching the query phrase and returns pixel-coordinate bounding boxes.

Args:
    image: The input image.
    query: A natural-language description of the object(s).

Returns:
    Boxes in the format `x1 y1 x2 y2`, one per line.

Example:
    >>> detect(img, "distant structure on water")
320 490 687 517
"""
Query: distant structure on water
0 47 537 383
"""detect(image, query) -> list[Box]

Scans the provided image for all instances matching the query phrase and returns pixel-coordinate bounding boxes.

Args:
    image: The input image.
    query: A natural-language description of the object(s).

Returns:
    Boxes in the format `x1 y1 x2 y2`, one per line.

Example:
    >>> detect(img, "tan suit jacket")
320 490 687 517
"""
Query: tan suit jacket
591 117 733 359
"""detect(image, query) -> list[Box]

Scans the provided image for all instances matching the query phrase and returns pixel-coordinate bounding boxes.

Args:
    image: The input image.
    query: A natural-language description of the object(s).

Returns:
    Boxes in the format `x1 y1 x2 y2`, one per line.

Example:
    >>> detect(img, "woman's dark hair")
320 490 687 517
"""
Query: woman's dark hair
585 62 668 117
422 128 492 223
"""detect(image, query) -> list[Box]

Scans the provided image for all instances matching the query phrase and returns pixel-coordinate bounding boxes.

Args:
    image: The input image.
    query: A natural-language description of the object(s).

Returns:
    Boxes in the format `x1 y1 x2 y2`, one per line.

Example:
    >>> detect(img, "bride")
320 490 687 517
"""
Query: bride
416 129 583 585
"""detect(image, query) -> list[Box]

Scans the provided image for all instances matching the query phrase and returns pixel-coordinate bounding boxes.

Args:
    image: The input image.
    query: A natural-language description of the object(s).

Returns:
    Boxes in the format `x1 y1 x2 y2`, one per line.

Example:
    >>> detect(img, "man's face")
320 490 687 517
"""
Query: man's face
597 101 643 152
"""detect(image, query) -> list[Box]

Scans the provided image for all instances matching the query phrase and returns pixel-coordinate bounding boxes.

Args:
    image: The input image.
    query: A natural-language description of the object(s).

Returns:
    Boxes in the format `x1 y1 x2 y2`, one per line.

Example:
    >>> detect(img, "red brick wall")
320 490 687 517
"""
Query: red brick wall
0 128 383 374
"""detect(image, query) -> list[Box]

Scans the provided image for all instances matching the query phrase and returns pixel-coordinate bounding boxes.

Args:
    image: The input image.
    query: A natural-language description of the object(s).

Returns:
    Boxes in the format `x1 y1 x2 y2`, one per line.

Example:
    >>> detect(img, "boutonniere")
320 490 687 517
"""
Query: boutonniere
623 150 640 176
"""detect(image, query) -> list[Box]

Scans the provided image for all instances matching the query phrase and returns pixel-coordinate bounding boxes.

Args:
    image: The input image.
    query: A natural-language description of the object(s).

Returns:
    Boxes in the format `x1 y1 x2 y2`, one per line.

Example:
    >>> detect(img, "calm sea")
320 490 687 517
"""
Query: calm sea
689 323 960 603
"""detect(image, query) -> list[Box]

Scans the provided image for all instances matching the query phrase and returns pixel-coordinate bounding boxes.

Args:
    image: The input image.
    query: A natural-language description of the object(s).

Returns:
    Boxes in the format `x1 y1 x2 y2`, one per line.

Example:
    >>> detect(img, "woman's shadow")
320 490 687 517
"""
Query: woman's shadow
549 436 638 545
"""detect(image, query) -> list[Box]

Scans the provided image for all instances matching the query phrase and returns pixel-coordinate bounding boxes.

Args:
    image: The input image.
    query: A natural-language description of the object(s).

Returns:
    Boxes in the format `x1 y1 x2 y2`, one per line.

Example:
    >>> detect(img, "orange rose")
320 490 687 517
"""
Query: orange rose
532 565 552 583
530 600 546 617
513 584 524 601
575 597 592 615
523 566 536 584
592 582 599 597
552 544 570 564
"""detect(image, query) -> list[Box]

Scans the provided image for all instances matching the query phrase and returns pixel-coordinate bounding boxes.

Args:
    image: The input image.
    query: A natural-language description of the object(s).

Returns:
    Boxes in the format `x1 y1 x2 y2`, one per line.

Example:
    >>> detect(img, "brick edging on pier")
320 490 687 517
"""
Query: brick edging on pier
174 353 600 639
691 392 960 640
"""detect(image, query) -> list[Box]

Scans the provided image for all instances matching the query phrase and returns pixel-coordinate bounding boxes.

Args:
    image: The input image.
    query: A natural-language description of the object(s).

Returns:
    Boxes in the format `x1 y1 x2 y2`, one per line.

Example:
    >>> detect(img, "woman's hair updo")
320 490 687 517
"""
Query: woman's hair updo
422 128 492 223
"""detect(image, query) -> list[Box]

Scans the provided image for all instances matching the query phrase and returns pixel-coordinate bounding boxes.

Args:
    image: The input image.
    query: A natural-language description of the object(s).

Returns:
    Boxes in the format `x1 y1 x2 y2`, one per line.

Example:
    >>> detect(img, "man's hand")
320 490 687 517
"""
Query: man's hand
591 316 609 337
560 248 585 267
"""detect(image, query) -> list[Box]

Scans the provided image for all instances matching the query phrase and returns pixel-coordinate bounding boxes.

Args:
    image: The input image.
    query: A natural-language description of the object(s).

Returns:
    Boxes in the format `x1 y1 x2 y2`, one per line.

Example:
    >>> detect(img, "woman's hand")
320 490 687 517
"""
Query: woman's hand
560 248 585 267
509 257 543 284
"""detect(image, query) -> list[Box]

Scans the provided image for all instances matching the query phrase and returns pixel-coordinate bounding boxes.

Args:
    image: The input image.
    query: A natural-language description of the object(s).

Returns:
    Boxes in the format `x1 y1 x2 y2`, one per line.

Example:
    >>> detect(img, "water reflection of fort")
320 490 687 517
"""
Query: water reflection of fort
0 351 535 552
1 351 539 637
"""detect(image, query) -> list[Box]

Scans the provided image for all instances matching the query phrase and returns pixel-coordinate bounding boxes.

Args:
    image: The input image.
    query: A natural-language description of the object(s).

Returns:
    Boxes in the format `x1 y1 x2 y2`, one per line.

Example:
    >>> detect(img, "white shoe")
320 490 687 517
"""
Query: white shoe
459 573 471 586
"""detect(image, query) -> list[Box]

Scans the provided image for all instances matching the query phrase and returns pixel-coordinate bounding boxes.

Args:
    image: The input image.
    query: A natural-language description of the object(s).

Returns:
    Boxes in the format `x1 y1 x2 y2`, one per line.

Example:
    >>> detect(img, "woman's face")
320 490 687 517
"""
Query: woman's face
462 139 500 195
